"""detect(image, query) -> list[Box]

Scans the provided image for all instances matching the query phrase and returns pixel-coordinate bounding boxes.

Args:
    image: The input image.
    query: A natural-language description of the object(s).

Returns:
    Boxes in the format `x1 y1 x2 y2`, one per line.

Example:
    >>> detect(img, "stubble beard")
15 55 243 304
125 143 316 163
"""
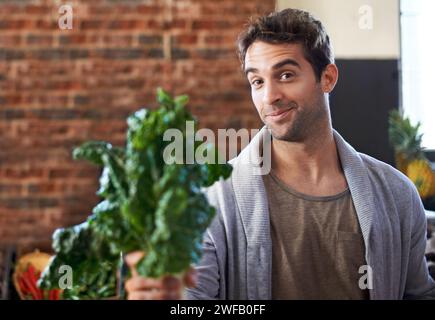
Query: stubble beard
266 96 328 143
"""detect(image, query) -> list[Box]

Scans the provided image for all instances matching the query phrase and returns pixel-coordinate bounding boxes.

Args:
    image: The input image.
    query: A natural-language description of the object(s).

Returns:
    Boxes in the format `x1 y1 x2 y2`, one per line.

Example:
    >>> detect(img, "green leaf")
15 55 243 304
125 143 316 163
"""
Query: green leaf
174 95 189 108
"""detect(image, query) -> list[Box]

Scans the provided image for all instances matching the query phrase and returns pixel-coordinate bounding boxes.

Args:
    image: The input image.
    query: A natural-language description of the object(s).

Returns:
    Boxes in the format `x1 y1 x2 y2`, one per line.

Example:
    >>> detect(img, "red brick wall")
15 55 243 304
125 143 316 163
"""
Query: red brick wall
0 0 275 253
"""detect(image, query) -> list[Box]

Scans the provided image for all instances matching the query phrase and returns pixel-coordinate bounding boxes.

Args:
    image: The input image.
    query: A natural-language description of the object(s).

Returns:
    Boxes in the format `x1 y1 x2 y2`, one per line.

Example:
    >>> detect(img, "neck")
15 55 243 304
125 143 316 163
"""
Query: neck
270 125 346 194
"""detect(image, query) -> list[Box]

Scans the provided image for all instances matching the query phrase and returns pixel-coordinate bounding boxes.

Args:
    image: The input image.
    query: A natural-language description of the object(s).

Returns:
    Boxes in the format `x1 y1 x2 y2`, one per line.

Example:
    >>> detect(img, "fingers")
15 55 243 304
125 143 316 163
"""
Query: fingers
126 276 183 300
125 275 181 292
125 276 161 292
124 251 198 300
162 275 182 290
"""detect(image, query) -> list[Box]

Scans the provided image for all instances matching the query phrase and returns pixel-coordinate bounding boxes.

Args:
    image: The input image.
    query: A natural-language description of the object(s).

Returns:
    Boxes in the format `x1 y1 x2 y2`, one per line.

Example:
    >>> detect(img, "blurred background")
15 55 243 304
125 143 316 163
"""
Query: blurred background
1 0 435 298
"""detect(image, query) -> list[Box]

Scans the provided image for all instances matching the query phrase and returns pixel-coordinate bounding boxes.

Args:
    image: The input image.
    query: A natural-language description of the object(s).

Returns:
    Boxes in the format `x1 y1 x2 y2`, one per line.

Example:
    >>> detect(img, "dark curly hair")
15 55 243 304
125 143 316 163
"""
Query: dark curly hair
237 8 334 81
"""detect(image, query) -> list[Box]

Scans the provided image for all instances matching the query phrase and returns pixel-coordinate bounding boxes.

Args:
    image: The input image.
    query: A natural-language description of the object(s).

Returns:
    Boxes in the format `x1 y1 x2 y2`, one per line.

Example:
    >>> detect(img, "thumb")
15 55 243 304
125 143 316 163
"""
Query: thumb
125 251 145 277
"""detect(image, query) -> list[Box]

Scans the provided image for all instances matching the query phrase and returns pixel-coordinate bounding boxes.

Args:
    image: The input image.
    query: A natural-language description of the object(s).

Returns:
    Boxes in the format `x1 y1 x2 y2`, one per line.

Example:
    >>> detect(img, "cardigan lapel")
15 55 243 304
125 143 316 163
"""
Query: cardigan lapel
333 131 374 251
333 130 379 298
231 127 273 299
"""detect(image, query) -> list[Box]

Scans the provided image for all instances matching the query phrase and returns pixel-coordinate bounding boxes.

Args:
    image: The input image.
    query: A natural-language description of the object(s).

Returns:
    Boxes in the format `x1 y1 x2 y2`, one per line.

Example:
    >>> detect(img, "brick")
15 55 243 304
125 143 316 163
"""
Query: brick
126 78 145 89
73 95 90 106
0 20 32 30
136 5 163 15
48 167 99 179
58 34 87 45
47 169 73 179
0 49 26 60
27 182 56 194
107 20 145 29
0 149 72 164
80 20 105 30
70 49 89 59
3 168 45 179
96 48 147 59
171 34 198 45
0 4 24 14
87 5 116 15
147 19 165 29
29 109 78 120
196 48 235 59
148 48 164 58
0 35 22 46
0 109 26 119
201 3 256 16
34 20 58 30
205 91 245 102
171 48 190 59
203 34 236 45
102 34 134 46
0 184 22 194
26 34 53 45
24 4 50 15
138 34 163 45
192 19 236 30
164 19 187 29
30 49 89 60
0 198 59 209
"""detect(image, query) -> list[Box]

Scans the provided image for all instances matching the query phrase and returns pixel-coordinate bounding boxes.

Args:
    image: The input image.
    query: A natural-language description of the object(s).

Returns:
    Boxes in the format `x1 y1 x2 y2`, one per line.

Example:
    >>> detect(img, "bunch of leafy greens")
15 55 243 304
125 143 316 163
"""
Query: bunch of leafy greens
38 89 232 299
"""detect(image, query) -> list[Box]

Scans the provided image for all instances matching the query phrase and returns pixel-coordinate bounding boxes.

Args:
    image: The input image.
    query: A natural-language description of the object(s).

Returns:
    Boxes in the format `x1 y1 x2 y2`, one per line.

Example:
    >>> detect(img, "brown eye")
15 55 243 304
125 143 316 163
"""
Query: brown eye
281 72 294 80
251 79 263 87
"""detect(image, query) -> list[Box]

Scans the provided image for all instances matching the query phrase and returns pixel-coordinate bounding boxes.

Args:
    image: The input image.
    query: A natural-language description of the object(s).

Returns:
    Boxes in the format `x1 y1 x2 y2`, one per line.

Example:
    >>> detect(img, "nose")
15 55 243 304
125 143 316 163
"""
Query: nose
262 81 283 106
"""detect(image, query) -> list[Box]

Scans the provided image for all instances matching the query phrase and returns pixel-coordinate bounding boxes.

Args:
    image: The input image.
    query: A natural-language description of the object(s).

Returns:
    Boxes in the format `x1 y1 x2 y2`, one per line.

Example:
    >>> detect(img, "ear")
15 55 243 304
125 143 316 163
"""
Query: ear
320 64 339 93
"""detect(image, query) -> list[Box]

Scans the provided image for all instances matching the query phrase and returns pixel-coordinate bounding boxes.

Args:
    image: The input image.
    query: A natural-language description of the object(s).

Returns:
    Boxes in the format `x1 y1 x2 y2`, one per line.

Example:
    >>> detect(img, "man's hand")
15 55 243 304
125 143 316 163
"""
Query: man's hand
124 251 197 300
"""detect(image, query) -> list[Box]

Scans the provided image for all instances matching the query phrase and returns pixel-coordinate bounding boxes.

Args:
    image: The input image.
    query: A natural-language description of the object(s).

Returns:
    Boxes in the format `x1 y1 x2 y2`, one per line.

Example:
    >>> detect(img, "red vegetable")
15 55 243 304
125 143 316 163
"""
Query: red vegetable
17 264 45 300
28 265 43 299
18 276 30 297
20 272 39 299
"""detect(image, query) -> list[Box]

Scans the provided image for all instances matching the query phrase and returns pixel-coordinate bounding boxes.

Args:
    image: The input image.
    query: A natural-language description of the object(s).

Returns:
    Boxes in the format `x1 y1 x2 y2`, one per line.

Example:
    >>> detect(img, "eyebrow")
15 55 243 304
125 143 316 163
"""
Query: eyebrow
244 58 301 77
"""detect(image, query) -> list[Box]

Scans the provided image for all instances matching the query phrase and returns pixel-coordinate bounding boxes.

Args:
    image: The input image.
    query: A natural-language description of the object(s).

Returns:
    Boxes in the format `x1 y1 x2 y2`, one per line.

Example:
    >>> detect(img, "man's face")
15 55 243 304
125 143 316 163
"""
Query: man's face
244 41 330 142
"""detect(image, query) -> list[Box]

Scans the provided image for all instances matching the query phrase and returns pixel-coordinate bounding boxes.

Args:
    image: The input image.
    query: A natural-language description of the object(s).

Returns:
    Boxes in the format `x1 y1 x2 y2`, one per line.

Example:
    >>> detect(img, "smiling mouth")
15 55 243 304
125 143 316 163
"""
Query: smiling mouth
266 108 294 120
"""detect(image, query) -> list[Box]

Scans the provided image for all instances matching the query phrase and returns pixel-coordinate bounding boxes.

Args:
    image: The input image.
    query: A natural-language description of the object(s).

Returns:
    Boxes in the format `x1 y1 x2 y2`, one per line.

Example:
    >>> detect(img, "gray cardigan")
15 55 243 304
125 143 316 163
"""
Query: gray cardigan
186 127 435 299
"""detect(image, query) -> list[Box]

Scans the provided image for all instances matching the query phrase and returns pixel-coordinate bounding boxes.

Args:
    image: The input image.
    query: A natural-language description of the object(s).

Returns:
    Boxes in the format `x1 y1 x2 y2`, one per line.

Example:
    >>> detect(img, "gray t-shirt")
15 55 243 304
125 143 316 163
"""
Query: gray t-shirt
263 172 369 300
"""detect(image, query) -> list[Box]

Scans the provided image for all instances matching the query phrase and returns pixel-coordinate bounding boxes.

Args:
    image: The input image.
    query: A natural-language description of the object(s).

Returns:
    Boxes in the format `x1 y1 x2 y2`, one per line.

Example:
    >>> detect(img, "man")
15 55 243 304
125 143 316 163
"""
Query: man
125 8 435 299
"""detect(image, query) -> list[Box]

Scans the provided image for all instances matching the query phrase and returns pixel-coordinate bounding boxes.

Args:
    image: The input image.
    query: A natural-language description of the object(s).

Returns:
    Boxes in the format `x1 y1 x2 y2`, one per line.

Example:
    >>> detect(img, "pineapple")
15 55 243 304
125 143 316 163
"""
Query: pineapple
430 171 435 197
395 152 408 175
406 159 433 199
388 110 434 199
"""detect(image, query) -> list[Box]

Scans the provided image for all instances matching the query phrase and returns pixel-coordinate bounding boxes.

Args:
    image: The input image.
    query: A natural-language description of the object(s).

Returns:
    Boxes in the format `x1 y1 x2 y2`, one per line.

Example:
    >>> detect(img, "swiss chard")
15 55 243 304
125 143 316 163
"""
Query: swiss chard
38 88 232 299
